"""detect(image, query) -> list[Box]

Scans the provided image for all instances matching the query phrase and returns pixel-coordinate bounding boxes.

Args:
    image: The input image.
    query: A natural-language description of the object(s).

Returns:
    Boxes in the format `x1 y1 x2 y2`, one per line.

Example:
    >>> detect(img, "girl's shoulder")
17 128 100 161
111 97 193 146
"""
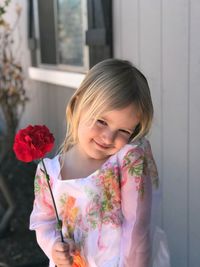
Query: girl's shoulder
42 154 60 167
117 137 152 161
116 137 159 188
36 155 60 182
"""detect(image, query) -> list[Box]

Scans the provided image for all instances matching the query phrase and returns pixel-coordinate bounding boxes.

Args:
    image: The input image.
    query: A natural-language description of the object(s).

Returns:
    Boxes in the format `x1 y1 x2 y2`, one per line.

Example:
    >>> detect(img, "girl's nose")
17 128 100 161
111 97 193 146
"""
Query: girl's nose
101 129 116 144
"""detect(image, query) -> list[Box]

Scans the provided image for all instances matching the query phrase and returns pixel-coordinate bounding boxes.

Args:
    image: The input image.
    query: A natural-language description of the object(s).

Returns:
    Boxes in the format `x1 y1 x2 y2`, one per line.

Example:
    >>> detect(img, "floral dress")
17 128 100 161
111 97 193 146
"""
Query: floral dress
30 138 159 267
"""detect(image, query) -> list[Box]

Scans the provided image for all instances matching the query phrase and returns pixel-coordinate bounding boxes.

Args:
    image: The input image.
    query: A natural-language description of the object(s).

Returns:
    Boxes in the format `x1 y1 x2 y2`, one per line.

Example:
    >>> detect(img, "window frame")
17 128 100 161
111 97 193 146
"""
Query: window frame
28 0 113 73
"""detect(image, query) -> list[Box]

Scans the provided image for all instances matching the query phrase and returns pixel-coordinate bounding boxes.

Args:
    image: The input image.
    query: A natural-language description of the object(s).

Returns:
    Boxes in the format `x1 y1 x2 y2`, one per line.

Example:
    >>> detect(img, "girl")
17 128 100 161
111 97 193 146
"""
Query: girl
30 59 159 267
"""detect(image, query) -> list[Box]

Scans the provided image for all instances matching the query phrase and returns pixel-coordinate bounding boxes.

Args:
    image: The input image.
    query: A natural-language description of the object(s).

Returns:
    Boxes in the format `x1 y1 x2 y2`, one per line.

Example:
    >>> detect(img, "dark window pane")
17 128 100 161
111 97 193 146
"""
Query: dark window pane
38 0 57 64
57 0 86 67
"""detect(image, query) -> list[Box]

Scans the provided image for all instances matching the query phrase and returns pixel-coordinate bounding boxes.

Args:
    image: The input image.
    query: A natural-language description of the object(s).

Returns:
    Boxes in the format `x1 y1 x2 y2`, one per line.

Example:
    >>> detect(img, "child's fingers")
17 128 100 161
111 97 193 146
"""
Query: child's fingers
54 241 69 252
52 240 72 266
63 238 77 256
69 241 76 256
53 251 71 266
57 264 71 267
56 262 72 267
55 250 70 260
52 239 78 266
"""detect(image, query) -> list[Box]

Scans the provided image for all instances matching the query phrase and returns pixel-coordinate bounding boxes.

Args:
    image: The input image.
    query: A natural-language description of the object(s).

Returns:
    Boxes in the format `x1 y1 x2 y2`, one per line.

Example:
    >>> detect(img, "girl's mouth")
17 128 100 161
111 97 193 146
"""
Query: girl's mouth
93 140 112 149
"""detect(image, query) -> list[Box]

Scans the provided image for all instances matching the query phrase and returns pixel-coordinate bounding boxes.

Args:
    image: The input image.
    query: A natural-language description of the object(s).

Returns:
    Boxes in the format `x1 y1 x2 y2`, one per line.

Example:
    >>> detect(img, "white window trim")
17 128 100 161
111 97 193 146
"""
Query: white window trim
28 67 85 89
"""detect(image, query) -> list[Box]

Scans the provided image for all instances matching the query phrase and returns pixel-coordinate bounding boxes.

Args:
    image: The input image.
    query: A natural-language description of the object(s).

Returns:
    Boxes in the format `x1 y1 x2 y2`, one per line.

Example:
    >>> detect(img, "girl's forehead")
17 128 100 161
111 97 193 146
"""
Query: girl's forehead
102 103 140 118
79 103 140 126
100 104 140 130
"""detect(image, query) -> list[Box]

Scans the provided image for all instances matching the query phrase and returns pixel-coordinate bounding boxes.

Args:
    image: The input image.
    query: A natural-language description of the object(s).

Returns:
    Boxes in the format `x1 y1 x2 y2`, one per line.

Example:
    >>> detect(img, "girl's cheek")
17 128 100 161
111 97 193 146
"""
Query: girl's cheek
91 124 103 134
116 135 130 146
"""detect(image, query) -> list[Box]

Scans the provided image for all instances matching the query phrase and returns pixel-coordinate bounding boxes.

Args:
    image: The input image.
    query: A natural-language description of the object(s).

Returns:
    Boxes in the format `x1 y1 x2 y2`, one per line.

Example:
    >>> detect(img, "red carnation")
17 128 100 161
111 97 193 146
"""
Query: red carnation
13 124 63 241
13 125 55 162
13 125 86 265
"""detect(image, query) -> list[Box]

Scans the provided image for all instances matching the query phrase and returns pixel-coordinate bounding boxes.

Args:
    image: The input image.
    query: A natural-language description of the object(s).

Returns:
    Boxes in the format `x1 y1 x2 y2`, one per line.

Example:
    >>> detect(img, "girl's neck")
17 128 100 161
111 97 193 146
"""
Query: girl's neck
60 145 107 180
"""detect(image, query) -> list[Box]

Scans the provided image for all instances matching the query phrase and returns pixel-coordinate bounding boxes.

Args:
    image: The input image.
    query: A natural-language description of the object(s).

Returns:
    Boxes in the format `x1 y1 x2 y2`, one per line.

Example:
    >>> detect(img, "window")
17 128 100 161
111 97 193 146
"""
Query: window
28 0 113 72
57 0 87 68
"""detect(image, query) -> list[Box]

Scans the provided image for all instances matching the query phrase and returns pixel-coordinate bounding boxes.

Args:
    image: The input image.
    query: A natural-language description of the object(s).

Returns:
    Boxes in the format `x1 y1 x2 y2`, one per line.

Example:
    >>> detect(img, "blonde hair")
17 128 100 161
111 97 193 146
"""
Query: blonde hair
61 58 153 153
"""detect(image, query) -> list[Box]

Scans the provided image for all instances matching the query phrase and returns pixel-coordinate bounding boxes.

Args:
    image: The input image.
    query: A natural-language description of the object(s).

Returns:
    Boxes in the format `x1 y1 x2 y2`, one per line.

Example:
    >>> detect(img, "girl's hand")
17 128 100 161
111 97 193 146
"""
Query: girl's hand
52 239 76 267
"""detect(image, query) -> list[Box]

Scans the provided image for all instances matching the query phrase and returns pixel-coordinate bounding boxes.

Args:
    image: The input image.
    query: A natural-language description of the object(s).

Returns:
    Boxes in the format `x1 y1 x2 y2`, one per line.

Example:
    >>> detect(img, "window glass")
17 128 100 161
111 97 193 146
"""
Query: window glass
57 0 87 67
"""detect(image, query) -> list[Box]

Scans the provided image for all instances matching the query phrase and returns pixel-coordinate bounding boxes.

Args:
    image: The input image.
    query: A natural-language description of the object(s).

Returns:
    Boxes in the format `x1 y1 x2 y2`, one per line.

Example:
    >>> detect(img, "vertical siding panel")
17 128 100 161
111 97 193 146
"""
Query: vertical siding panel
120 0 139 64
41 84 75 153
21 81 49 127
54 86 75 149
139 0 163 227
162 1 189 266
113 0 122 57
189 1 200 266
47 85 60 151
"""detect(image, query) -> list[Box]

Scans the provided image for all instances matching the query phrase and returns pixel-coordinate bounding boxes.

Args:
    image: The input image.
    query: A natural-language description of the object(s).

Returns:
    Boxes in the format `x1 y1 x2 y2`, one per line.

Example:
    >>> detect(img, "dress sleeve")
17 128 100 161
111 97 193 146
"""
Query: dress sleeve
118 139 158 267
29 160 60 263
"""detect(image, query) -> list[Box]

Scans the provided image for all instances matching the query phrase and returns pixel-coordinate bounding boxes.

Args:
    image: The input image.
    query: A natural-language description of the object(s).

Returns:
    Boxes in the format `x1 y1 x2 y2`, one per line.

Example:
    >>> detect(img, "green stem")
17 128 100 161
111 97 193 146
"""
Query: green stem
41 159 64 243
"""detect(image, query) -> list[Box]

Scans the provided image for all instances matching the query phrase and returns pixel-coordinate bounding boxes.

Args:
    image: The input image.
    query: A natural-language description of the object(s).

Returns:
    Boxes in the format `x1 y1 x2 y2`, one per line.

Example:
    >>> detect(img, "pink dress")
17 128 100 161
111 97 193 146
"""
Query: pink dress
30 138 159 267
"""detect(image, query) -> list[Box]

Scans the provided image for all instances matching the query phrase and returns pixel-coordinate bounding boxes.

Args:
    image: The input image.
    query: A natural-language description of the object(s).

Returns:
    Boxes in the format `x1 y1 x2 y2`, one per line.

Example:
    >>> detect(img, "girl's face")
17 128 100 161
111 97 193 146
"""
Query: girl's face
76 104 140 160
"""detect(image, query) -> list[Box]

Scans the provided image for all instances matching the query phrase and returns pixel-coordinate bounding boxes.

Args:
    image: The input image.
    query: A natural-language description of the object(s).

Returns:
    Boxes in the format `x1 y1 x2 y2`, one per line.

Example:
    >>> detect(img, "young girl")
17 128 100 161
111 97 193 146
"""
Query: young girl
30 59 159 267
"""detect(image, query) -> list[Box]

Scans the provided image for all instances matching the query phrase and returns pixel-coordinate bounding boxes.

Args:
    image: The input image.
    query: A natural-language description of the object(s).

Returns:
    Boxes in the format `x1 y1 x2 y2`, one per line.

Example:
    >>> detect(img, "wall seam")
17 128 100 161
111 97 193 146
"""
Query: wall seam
137 0 141 67
160 0 164 229
187 1 191 266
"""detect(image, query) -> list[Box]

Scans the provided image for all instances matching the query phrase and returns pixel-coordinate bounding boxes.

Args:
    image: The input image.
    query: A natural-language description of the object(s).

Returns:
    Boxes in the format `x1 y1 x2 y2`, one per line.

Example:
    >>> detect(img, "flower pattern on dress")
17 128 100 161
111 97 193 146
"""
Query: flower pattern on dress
59 194 88 248
85 162 122 249
60 195 79 239
121 140 159 198
86 162 122 229
34 168 54 216
144 143 159 188
122 146 145 196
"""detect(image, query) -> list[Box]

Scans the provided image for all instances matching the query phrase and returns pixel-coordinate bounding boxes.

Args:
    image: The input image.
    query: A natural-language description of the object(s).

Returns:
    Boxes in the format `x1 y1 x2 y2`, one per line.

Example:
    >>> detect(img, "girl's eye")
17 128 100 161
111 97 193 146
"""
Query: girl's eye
96 119 107 126
119 129 132 136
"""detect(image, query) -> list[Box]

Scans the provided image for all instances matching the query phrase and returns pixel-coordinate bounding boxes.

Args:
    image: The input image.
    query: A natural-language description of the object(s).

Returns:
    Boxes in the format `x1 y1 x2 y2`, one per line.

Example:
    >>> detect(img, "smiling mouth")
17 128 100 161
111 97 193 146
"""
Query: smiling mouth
93 140 113 149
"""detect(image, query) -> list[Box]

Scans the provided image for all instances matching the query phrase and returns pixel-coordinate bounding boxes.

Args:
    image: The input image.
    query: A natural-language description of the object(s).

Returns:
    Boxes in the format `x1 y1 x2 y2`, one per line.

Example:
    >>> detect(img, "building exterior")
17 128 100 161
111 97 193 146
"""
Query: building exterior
5 1 200 267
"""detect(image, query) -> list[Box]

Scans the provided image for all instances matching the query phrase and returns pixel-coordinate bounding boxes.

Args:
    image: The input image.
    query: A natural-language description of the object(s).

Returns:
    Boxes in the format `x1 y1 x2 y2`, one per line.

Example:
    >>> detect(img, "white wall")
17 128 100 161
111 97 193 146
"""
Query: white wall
5 1 200 266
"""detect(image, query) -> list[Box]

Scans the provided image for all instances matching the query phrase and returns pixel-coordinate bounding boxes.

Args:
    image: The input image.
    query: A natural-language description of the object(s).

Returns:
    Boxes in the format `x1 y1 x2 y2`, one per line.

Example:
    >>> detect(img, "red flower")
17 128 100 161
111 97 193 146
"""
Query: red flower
13 125 55 162
13 124 64 243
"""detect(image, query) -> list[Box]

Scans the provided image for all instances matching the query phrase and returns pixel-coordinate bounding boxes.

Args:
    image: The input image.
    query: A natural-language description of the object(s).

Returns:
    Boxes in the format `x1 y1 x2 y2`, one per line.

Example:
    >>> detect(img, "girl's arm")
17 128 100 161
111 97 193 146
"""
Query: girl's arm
29 161 61 264
119 139 158 267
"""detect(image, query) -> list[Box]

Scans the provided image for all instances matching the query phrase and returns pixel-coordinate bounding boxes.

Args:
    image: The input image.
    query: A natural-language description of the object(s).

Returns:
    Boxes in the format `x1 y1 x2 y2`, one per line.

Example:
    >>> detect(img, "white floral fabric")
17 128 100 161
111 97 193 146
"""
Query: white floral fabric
30 138 160 267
